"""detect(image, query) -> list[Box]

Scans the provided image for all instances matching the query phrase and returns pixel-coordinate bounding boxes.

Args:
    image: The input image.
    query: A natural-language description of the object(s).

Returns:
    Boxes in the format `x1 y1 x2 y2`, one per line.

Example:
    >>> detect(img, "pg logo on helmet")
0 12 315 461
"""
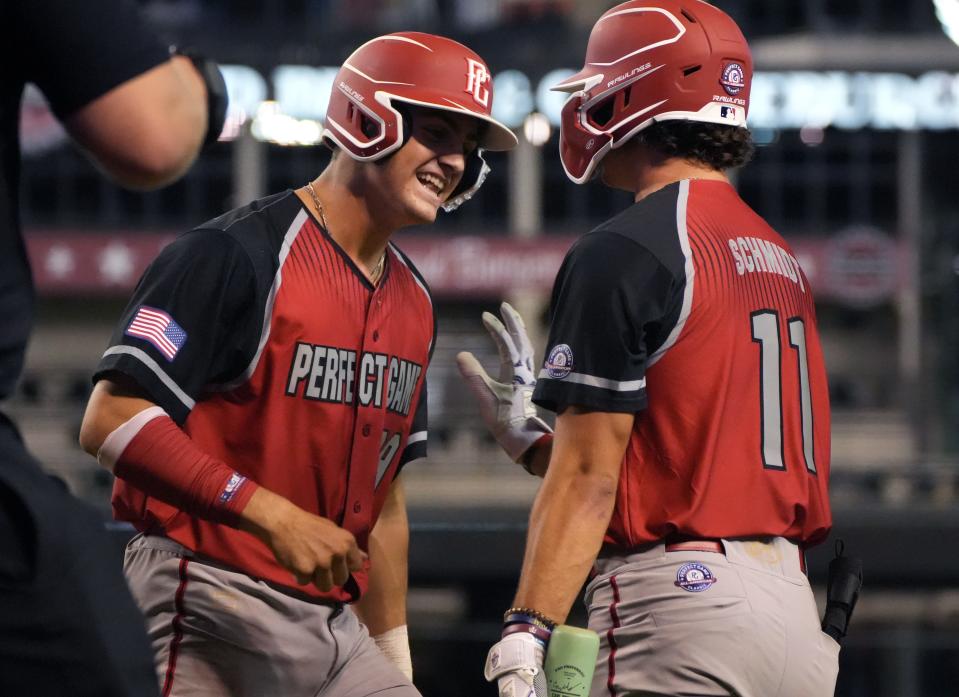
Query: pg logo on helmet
465 58 491 107
551 0 753 184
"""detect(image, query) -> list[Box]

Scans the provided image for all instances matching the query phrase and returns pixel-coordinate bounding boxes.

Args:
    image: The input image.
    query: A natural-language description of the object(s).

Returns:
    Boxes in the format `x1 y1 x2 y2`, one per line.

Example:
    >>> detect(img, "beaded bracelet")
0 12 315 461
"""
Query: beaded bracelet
503 611 551 631
504 606 557 630
501 621 553 646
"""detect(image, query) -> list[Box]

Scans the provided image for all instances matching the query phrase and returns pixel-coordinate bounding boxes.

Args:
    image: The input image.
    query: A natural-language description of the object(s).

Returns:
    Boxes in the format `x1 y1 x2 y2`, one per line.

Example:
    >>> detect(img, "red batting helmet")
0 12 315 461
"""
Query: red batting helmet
552 0 752 184
323 32 517 210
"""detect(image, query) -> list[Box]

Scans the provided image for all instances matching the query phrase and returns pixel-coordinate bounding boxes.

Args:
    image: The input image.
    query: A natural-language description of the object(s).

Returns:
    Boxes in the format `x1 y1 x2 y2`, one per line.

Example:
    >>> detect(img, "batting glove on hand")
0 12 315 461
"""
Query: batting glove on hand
484 632 548 697
456 302 553 464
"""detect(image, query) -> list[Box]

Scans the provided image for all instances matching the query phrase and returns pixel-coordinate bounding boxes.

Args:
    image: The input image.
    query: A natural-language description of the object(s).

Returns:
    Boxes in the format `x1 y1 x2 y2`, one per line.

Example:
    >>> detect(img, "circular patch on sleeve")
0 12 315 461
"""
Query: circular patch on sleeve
674 562 717 592
545 344 574 379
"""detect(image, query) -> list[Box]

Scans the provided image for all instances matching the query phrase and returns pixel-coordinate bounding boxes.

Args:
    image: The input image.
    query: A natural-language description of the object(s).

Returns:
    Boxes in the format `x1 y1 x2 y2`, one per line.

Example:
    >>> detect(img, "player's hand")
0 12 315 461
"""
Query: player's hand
456 302 552 463
484 632 548 697
241 489 366 590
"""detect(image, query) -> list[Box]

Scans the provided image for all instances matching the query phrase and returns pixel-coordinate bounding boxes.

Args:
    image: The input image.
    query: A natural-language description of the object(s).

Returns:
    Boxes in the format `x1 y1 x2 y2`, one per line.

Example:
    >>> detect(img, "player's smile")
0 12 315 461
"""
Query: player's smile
415 170 447 198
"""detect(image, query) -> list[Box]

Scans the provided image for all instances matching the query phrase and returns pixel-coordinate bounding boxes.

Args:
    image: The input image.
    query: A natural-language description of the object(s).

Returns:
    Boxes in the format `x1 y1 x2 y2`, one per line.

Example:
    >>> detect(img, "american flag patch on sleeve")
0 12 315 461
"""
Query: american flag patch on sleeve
125 306 188 361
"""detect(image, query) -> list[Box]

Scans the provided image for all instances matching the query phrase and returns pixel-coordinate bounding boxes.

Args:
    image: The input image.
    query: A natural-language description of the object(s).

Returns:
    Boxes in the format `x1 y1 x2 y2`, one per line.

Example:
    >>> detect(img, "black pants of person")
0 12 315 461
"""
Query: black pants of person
0 411 159 697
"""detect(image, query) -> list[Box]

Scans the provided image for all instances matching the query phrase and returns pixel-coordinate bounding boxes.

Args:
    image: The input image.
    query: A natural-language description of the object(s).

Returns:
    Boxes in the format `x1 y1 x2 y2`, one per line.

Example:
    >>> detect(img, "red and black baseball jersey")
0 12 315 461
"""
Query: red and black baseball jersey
95 191 435 602
534 179 831 548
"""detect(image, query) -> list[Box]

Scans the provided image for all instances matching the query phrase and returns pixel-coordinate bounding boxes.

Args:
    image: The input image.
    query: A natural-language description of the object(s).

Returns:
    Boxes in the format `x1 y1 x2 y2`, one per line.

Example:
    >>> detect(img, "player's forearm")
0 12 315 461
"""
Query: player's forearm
236 487 300 543
513 408 631 623
353 480 410 634
513 465 617 623
65 58 207 190
83 379 258 525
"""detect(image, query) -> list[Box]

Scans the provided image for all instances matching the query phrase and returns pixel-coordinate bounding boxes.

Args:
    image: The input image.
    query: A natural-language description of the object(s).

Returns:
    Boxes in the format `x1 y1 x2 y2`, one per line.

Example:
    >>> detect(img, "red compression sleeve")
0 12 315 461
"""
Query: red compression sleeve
114 415 258 527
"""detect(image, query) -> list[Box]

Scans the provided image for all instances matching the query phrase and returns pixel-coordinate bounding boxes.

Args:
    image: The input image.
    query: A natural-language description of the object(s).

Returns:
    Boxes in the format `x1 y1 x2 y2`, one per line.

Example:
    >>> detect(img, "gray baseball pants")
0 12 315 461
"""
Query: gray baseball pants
585 537 840 697
123 534 421 697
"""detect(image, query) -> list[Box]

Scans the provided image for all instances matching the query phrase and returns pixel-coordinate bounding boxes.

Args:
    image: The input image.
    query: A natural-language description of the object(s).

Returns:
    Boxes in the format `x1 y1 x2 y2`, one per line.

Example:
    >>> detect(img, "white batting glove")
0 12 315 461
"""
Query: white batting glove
456 302 553 464
484 632 548 697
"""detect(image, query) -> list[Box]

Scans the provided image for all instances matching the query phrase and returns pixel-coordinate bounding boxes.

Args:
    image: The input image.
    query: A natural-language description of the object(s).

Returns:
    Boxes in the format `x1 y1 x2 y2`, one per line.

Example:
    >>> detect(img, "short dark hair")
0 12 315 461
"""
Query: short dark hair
635 121 755 171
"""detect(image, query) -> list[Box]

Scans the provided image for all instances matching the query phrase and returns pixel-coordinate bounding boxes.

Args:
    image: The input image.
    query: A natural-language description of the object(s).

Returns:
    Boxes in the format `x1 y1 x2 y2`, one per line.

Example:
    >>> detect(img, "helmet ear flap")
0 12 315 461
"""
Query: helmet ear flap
395 105 413 147
344 100 382 141
370 105 413 164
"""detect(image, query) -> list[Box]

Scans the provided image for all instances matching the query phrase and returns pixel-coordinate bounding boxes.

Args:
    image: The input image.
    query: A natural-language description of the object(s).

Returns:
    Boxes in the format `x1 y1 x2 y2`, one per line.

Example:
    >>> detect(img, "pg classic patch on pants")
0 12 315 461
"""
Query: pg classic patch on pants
674 562 717 592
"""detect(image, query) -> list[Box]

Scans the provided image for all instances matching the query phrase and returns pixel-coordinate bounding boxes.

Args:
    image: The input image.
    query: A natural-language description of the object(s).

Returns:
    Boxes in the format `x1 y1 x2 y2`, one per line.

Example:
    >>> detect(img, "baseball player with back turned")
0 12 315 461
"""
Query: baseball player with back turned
79 33 516 697
459 2 838 696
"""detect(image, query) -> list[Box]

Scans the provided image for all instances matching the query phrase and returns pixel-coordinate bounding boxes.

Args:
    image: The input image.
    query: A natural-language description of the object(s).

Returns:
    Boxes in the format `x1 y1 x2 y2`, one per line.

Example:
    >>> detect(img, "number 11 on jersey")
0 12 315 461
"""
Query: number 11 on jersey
751 310 816 474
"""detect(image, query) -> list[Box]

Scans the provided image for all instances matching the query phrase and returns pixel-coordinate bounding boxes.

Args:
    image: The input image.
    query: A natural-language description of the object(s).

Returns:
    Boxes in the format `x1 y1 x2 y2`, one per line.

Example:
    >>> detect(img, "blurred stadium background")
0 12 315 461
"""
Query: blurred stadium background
10 0 959 694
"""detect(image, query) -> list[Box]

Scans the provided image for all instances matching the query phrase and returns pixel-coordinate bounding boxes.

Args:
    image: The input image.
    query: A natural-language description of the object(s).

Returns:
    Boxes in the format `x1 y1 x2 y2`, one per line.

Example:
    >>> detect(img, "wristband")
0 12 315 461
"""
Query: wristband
100 406 257 526
502 621 552 646
372 625 413 681
504 606 557 630
504 611 553 632
171 46 228 148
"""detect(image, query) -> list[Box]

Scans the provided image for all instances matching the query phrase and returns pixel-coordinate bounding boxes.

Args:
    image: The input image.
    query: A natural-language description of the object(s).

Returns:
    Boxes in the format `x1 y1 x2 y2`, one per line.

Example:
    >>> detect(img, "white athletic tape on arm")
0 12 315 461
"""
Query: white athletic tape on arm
97 406 168 472
373 625 413 682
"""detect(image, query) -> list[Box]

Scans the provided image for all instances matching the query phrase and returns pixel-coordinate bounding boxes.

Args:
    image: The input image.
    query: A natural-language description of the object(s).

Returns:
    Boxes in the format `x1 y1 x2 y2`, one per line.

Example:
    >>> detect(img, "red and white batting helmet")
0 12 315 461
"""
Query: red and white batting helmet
323 32 517 210
552 0 752 184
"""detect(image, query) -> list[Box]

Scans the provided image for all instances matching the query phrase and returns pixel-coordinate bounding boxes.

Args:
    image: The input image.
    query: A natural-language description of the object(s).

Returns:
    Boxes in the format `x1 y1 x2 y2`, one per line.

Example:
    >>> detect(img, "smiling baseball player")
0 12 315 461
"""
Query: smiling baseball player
80 32 516 697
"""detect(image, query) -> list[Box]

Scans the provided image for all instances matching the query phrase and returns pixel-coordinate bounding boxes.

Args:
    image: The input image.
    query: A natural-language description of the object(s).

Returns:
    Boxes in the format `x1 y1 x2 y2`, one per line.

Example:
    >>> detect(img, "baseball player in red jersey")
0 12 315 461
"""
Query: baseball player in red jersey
79 32 516 697
459 3 839 696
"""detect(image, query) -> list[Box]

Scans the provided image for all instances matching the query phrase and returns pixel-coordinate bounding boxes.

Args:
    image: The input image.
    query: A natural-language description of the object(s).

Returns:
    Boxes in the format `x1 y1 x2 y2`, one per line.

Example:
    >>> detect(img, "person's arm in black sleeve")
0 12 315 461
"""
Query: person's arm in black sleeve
16 0 212 189
88 229 259 426
533 231 681 414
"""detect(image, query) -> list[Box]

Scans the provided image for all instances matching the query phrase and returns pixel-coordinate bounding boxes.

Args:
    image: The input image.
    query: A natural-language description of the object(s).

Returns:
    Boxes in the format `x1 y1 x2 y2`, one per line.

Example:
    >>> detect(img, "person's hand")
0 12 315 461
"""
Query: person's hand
241 489 366 590
456 302 552 464
484 632 548 697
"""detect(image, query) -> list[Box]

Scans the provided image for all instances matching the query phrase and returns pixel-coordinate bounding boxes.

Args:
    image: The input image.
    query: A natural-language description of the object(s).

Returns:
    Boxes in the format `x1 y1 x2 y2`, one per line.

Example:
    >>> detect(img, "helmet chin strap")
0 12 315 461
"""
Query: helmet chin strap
441 150 491 212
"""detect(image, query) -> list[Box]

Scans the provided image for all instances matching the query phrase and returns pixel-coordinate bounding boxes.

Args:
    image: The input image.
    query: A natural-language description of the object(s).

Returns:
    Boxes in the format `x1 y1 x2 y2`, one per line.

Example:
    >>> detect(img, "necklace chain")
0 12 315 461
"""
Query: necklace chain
305 181 385 284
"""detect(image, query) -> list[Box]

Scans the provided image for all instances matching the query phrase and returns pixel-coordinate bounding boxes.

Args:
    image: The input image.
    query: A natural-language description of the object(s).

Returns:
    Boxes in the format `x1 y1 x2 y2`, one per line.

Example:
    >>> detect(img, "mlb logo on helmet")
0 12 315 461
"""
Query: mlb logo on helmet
720 106 737 120
720 62 746 95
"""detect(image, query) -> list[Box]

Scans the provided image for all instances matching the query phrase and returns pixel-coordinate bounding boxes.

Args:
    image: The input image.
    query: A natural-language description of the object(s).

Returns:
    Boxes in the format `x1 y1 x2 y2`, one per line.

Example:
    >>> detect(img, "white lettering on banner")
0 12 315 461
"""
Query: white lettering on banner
220 65 268 120
749 70 959 130
492 71 535 128
465 58 491 107
219 65 959 132
272 66 337 118
23 232 900 304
